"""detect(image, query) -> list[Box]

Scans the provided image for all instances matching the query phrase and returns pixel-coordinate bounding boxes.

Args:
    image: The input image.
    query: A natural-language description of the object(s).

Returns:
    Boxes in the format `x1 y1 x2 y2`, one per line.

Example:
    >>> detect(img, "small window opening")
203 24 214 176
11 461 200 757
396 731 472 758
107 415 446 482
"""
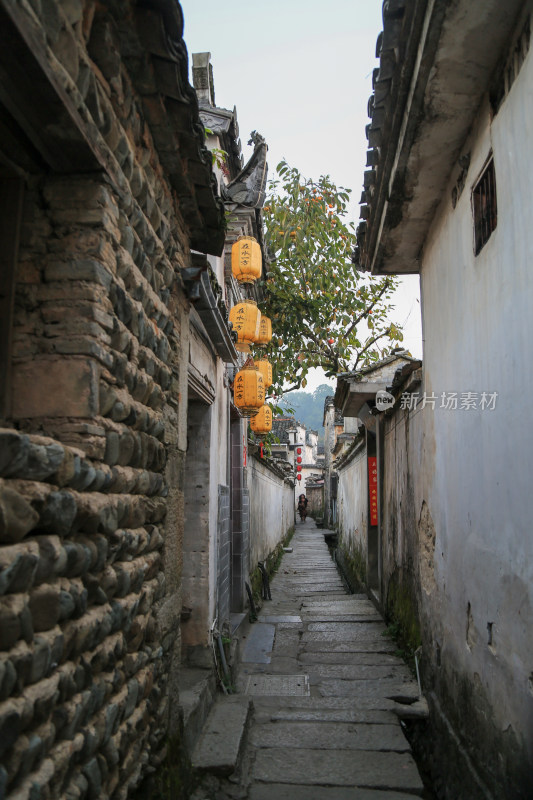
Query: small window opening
472 157 497 256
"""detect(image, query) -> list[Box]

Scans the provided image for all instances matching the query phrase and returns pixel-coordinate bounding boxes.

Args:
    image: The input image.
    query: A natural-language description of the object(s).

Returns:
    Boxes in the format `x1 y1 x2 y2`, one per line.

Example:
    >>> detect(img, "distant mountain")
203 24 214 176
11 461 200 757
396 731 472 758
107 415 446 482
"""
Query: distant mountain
278 384 333 441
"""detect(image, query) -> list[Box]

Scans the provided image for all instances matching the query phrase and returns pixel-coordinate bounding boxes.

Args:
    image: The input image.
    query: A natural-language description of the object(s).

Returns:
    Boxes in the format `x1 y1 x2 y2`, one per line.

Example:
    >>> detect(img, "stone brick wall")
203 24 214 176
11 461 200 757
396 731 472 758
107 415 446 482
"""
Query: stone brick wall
0 0 222 797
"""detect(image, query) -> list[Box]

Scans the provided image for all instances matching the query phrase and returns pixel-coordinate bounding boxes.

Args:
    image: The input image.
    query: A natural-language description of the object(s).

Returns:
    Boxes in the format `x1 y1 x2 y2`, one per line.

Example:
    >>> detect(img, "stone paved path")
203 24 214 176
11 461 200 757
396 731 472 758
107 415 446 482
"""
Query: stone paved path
199 519 428 799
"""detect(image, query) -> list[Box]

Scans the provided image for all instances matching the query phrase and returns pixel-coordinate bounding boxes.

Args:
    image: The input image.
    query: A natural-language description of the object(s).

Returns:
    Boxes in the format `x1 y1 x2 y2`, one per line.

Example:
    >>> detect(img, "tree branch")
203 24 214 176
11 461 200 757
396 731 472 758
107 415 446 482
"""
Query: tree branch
351 329 391 371
345 279 393 337
278 383 301 395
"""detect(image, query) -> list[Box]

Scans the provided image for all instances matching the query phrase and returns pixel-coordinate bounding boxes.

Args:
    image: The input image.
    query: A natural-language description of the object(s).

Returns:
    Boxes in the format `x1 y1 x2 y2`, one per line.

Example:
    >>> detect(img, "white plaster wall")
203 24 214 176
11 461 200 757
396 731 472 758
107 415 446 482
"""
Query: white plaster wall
323 403 336 525
337 446 369 565
188 300 230 637
247 457 294 567
415 49 533 762
208 359 229 624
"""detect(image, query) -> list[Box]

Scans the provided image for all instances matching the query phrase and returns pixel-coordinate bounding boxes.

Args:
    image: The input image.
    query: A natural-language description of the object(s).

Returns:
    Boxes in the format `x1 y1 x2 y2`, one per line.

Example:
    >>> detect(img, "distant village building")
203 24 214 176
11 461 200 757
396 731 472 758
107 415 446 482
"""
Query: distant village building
272 416 323 508
333 351 420 593
322 397 347 526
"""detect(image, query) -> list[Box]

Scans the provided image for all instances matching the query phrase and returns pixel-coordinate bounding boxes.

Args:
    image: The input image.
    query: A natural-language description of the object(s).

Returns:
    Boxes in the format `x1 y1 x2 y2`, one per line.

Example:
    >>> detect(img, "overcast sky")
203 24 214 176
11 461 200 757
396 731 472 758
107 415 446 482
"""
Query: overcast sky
180 0 422 390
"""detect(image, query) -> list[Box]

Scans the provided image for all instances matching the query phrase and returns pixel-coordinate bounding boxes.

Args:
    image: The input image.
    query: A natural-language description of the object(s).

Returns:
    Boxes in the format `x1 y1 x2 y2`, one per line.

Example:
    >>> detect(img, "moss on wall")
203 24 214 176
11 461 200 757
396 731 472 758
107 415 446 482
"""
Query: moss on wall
385 573 422 661
139 734 197 800
335 536 366 593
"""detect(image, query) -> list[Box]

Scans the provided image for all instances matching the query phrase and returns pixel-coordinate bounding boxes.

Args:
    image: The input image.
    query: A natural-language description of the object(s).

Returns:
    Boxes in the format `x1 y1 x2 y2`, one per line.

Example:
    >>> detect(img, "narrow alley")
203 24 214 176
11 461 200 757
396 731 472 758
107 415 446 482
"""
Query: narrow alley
191 519 431 799
1 1 531 797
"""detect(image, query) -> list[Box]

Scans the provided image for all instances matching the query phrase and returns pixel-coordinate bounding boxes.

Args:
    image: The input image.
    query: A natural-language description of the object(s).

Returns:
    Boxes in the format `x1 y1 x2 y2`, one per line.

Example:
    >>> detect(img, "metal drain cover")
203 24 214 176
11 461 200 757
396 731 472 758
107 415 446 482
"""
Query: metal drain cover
244 674 310 696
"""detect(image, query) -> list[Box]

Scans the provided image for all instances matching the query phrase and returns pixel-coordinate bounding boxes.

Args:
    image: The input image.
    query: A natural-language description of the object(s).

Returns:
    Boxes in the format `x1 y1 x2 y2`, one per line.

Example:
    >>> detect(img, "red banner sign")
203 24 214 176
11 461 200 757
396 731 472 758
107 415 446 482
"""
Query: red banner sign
368 456 378 526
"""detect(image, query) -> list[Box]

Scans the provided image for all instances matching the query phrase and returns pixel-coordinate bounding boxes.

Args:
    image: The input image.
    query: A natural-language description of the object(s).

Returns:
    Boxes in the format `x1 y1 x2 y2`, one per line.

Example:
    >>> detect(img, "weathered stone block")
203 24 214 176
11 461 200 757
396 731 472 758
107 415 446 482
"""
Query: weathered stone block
29 583 61 632
40 491 78 537
64 541 92 578
67 604 114 658
25 442 65 481
2 730 30 782
34 536 68 583
40 0 61 42
44 180 118 215
0 481 39 544
0 701 22 758
58 588 76 621
62 454 97 489
0 541 40 595
29 637 52 685
12 358 100 420
0 594 33 649
44 258 113 289
0 658 17 700
0 429 30 477
51 447 77 487
117 432 134 466
75 493 119 537
55 22 80 82
0 766 8 798
53 696 82 741
102 734 119 768
70 459 96 492
62 0 83 25
84 573 108 606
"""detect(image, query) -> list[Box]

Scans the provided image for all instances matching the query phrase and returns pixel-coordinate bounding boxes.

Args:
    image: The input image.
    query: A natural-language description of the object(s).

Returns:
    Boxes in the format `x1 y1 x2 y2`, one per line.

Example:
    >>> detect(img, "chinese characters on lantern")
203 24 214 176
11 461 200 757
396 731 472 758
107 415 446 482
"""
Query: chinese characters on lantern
234 372 244 404
240 241 250 267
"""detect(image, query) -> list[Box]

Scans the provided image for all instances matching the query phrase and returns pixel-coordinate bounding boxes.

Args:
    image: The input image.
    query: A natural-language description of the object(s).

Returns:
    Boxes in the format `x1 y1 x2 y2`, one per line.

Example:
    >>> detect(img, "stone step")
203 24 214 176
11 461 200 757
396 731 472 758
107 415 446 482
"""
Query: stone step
251 747 424 794
191 695 252 776
178 667 217 753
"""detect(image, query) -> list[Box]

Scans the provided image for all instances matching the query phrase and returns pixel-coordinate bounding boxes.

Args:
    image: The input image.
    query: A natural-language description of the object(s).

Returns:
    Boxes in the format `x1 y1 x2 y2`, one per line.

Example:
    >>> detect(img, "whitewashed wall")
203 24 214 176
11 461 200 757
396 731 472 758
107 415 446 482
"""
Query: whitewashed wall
382 47 533 787
247 454 294 568
337 443 369 575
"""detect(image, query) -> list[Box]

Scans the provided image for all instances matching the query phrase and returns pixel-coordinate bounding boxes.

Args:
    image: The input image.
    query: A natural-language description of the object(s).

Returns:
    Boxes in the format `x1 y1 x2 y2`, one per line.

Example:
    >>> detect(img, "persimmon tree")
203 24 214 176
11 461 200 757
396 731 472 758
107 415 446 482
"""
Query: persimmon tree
261 161 403 396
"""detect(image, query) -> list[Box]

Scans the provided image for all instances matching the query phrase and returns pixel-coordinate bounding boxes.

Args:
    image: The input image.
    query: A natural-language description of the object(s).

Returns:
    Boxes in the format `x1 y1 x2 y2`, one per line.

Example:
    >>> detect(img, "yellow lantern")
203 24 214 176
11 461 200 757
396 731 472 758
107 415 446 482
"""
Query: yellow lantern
250 404 273 435
233 364 265 416
229 299 261 353
256 314 272 347
231 236 262 284
254 358 273 389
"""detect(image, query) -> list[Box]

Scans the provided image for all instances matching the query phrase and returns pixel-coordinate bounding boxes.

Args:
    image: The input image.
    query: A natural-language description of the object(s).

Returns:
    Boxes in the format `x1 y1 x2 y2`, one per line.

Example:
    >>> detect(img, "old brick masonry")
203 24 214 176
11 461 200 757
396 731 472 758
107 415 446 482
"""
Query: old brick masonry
0 0 225 797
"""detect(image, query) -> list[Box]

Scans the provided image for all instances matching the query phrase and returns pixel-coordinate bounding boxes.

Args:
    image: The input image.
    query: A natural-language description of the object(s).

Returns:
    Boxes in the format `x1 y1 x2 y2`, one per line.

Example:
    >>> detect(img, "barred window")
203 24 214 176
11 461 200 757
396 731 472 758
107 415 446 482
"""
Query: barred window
472 157 497 256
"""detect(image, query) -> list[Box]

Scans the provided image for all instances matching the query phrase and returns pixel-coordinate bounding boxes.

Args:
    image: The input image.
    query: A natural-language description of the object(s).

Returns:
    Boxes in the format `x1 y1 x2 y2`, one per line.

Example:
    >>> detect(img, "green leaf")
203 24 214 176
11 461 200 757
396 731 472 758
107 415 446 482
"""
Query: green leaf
263 161 402 397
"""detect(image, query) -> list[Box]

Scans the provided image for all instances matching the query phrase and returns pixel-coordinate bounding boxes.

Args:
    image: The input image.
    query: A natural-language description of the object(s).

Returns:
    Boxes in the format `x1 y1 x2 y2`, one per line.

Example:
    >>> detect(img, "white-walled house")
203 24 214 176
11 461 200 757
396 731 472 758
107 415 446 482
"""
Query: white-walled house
272 417 322 504
334 352 420 592
181 55 282 664
340 1 533 796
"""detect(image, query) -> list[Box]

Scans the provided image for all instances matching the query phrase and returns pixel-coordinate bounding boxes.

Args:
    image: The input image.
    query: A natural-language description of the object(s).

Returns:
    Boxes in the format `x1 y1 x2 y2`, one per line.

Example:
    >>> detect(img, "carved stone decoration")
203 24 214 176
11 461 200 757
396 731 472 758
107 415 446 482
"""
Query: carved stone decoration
222 134 268 209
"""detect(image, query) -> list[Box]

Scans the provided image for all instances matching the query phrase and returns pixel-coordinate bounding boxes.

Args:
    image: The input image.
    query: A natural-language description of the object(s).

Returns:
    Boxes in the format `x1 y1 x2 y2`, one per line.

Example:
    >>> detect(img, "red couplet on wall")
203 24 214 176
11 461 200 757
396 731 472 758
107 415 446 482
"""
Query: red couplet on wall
368 456 378 526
